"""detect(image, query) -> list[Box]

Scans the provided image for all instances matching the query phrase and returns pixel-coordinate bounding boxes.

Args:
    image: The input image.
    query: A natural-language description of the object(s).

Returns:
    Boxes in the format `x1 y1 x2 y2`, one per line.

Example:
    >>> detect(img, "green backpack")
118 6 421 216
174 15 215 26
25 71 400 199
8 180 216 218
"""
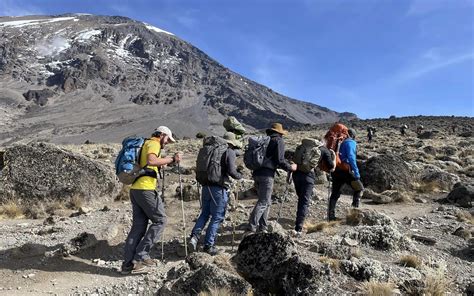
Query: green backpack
293 138 321 173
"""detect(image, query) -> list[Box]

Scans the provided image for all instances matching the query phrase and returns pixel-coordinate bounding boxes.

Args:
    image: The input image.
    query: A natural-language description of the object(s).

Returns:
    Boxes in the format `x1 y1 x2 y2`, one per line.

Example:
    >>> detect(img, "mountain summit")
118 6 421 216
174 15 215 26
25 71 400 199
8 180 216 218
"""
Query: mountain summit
0 14 356 144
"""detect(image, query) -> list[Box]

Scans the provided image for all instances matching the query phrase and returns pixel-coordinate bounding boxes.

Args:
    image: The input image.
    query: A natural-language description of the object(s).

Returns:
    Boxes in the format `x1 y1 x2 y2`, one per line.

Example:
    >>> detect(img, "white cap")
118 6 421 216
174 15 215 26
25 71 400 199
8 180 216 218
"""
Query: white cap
154 126 176 142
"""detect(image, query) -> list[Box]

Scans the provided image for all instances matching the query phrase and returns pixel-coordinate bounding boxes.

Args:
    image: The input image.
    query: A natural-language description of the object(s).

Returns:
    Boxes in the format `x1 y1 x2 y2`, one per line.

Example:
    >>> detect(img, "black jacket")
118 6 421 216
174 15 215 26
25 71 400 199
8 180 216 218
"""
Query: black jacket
221 148 243 189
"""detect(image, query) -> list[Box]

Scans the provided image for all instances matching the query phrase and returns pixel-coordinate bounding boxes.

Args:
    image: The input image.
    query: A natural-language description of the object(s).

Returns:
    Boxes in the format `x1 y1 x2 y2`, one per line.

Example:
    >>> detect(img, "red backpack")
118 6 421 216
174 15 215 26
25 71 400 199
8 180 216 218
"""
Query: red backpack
318 123 350 172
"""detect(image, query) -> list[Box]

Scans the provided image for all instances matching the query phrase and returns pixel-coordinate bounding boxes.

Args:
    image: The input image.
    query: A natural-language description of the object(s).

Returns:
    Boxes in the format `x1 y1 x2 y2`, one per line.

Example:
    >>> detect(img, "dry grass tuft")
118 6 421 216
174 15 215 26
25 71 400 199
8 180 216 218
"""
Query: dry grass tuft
67 195 84 210
0 200 24 219
422 260 451 296
345 208 363 226
359 281 396 296
456 210 474 224
199 287 252 296
213 253 237 274
46 201 66 214
416 181 442 193
319 256 341 272
424 271 451 296
22 202 47 219
351 247 363 258
305 221 340 234
115 185 131 201
399 254 422 269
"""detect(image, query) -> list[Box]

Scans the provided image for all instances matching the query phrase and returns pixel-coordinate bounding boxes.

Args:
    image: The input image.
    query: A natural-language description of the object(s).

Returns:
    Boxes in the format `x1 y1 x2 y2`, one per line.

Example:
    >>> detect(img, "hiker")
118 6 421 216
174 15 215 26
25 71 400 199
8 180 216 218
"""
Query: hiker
367 127 373 142
121 126 182 274
291 138 323 236
416 125 424 135
400 124 408 136
327 128 364 221
246 123 297 234
189 132 243 255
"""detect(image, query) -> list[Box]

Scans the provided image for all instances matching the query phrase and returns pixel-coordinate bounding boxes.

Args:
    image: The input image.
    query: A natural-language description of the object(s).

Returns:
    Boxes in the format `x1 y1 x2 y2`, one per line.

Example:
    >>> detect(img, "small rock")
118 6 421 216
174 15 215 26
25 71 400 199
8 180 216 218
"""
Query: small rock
100 206 110 212
414 197 427 203
342 237 359 247
411 234 437 245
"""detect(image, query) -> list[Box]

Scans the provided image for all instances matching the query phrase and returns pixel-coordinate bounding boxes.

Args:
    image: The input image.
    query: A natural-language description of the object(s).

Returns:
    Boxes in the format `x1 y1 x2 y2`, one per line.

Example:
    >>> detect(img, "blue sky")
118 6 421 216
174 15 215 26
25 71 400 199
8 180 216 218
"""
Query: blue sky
1 0 473 118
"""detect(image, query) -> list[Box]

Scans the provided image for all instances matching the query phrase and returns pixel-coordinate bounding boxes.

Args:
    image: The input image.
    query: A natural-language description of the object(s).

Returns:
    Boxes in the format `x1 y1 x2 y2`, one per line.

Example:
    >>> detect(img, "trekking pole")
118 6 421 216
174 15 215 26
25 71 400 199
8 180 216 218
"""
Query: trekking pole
231 182 239 251
160 167 165 261
276 172 292 223
197 182 202 209
178 162 188 257
327 173 331 222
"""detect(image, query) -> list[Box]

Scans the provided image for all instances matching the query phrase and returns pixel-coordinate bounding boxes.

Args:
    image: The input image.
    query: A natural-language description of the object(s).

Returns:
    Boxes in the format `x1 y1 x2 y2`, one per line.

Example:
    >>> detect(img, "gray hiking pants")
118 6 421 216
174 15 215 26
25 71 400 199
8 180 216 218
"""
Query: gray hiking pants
248 175 274 232
124 189 167 265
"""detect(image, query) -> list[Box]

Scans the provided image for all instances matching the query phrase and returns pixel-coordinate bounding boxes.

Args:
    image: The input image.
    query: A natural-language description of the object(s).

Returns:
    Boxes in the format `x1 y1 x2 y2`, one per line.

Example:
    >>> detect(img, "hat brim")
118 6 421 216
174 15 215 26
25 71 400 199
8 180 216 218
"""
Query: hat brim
269 128 288 135
168 134 176 143
226 139 242 149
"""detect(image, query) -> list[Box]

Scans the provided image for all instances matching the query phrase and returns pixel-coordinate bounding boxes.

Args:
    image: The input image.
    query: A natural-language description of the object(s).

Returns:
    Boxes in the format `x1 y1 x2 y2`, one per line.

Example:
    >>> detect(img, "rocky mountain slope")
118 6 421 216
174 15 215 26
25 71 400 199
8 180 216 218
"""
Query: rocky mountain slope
0 14 356 146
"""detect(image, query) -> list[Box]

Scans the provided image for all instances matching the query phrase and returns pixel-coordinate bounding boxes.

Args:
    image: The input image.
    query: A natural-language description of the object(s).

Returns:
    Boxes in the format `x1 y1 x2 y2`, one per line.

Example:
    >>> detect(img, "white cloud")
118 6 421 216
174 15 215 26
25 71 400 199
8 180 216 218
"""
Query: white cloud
36 36 71 57
395 51 474 83
0 0 43 17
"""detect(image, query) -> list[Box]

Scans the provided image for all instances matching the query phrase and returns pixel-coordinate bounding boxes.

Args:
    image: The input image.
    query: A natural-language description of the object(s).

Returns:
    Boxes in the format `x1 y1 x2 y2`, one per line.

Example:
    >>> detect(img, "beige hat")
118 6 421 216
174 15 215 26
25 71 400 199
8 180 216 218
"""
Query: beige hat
223 132 242 149
154 126 176 142
267 123 288 135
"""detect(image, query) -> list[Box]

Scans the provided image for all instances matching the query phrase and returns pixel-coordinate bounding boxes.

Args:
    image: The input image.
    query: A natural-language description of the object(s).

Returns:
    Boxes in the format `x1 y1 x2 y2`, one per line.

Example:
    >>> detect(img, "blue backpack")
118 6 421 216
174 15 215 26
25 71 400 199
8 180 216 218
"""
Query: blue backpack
115 137 147 184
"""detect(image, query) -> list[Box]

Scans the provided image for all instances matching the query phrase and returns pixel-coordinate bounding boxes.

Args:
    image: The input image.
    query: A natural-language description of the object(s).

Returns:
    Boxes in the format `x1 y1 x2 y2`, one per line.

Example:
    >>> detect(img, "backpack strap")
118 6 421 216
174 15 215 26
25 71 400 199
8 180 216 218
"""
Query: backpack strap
133 138 159 184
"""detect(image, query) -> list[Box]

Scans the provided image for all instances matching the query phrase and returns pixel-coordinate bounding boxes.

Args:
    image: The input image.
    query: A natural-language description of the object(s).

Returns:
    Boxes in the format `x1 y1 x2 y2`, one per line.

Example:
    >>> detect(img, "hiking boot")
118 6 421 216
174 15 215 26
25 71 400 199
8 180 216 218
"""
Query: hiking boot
203 245 220 256
242 230 255 239
120 262 133 275
131 261 150 274
188 236 198 253
142 258 158 267
351 200 360 208
290 230 303 238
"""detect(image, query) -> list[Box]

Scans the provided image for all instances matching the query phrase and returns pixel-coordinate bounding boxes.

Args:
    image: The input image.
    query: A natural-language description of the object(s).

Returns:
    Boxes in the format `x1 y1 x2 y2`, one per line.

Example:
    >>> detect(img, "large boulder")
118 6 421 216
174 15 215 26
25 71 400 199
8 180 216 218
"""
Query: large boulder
341 258 388 281
0 143 120 205
419 164 460 191
235 232 297 281
446 183 473 208
234 232 329 294
342 225 413 251
360 153 413 193
158 262 252 296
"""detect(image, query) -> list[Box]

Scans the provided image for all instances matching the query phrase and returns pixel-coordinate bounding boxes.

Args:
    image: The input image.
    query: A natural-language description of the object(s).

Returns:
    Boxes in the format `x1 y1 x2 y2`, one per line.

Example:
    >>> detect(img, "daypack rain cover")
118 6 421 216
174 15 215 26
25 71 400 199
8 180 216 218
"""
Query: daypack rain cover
294 138 321 173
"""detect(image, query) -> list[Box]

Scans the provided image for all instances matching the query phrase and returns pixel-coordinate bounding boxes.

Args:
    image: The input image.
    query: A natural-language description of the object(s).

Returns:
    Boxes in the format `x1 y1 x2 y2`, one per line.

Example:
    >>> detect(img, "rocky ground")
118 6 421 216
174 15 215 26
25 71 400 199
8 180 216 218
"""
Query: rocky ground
0 116 472 295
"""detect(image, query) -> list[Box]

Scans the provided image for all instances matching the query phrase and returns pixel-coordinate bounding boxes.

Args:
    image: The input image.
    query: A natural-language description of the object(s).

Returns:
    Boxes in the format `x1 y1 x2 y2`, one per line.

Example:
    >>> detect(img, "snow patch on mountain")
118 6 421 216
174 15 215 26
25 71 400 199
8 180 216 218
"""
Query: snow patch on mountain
144 23 174 36
0 17 77 28
75 29 102 42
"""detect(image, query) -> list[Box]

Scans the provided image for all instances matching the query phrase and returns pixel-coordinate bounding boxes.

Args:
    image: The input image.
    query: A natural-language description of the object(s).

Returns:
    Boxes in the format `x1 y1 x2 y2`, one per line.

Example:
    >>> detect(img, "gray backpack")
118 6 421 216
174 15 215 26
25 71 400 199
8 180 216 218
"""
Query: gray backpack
243 135 271 170
195 136 228 185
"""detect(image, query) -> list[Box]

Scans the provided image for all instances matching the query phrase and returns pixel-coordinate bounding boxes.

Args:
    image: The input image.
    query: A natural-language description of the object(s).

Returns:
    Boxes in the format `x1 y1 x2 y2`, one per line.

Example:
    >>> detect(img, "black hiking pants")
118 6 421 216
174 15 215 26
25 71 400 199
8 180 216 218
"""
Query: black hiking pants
292 170 315 232
328 169 364 220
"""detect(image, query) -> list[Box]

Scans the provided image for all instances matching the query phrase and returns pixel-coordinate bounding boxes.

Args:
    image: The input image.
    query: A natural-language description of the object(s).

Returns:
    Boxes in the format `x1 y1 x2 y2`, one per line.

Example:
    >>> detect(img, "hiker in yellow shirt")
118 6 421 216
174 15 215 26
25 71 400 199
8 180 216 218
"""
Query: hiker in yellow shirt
122 126 182 274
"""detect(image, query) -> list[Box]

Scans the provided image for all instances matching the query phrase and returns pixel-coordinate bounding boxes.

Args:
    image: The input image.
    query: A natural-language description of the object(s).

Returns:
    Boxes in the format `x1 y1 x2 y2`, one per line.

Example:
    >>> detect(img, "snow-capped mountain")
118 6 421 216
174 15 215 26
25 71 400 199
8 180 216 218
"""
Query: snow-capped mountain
0 14 356 145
